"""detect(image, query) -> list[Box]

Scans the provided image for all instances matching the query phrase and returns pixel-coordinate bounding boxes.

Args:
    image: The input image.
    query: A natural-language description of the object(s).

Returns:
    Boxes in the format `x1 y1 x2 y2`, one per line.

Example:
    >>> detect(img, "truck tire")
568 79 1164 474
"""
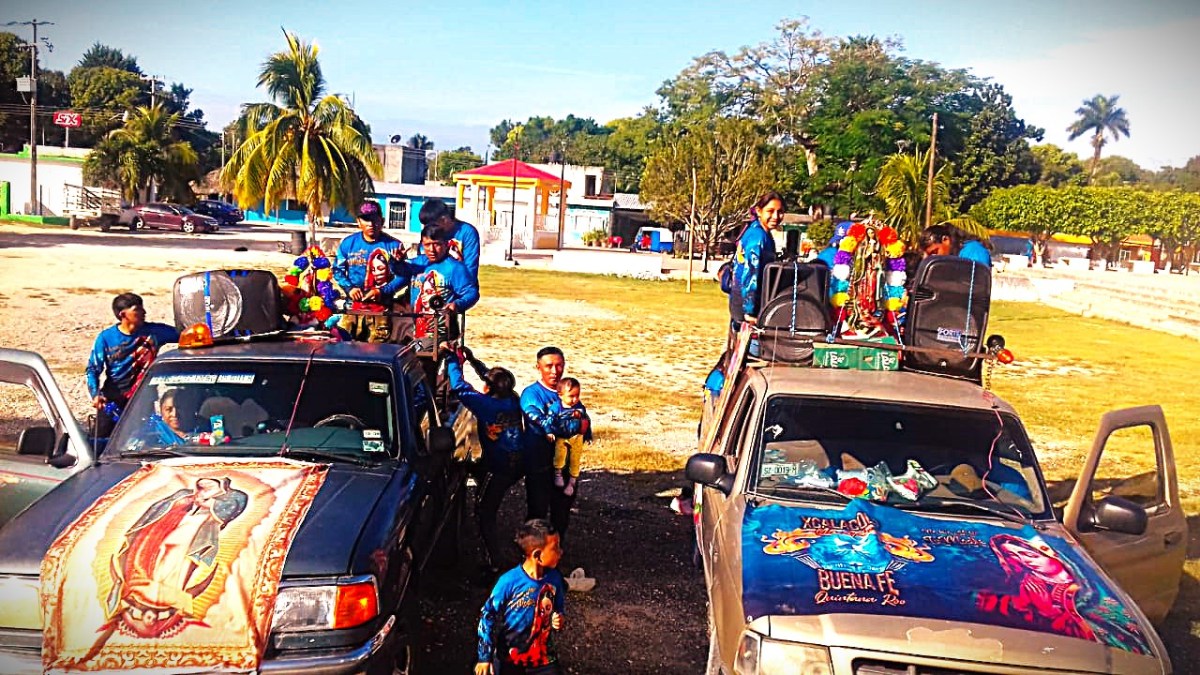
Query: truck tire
429 485 465 568
99 218 111 232
69 216 80 230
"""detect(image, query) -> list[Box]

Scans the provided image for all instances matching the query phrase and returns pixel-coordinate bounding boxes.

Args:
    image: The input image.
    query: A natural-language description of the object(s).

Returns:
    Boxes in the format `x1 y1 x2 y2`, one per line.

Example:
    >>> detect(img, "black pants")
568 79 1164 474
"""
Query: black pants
476 466 524 570
94 383 129 439
525 468 576 540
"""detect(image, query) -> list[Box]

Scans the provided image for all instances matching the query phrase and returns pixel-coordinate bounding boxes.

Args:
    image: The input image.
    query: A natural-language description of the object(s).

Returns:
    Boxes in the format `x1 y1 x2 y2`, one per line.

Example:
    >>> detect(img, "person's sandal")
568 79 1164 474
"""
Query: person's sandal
565 567 595 593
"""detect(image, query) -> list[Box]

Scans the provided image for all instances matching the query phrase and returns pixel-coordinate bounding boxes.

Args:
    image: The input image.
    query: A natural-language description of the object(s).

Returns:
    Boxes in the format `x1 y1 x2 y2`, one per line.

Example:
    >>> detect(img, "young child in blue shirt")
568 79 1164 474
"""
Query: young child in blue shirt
550 378 591 497
476 519 566 675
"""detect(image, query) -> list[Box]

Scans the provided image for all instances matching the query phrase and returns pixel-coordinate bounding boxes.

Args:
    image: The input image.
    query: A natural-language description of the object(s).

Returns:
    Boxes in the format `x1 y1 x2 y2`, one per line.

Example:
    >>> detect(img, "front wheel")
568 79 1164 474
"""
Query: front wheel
131 217 143 231
182 221 196 234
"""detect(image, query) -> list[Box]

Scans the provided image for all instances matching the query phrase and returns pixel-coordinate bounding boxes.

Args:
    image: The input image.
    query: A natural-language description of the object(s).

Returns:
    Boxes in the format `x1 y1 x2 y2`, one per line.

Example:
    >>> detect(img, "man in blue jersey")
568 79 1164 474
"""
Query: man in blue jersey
333 201 409 342
86 293 179 438
408 224 480 348
520 346 575 538
418 199 481 283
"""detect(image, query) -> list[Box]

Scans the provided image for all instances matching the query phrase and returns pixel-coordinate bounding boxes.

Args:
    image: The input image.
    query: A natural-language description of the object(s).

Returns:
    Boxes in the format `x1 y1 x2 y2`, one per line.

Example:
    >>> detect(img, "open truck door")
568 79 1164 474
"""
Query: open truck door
0 348 92 528
1062 405 1186 625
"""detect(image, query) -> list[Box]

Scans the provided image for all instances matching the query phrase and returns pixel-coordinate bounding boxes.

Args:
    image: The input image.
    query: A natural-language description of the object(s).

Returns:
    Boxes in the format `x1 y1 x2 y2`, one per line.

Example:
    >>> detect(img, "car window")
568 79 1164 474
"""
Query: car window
718 386 756 473
751 396 1049 518
109 361 399 458
0 381 54 456
1089 424 1161 509
177 206 195 215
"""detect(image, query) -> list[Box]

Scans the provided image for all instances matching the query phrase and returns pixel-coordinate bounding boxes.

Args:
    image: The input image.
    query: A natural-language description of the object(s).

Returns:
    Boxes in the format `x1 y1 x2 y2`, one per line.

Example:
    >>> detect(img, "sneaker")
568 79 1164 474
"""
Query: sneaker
554 474 565 488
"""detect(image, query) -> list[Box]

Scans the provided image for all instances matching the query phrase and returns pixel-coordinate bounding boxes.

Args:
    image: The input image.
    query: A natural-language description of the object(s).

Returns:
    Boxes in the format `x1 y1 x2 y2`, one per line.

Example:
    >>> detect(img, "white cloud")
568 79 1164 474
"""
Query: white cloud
964 17 1200 169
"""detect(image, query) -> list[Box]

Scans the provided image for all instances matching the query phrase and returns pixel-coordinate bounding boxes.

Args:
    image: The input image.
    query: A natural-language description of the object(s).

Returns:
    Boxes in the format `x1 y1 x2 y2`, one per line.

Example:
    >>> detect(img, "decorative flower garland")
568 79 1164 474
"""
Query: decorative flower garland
280 245 338 326
828 219 908 336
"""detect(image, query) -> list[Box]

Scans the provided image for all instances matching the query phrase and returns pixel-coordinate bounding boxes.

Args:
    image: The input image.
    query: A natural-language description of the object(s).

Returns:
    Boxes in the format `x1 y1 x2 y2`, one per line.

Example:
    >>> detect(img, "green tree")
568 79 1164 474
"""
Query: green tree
77 42 141 74
223 30 381 237
433 148 483 182
875 150 949 244
641 118 778 271
67 66 147 140
603 110 662 192
0 32 70 150
406 133 433 150
1031 144 1087 187
948 82 1042 210
1066 94 1131 181
83 103 199 203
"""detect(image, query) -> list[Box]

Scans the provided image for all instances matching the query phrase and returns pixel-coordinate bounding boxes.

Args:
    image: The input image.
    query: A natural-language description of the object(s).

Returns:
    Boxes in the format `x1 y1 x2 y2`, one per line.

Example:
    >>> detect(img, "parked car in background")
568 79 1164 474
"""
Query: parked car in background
191 199 244 226
121 203 220 234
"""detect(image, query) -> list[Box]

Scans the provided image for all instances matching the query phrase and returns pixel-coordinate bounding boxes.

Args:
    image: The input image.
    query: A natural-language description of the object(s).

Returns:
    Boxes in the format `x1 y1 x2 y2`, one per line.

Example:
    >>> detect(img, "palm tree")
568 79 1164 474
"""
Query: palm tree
406 134 433 151
1067 94 1131 181
83 103 199 203
223 30 381 238
875 150 987 245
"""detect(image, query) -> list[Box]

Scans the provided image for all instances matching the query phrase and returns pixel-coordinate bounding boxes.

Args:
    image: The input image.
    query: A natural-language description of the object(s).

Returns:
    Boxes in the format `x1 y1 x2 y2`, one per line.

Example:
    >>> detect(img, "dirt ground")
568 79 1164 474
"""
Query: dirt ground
0 224 710 674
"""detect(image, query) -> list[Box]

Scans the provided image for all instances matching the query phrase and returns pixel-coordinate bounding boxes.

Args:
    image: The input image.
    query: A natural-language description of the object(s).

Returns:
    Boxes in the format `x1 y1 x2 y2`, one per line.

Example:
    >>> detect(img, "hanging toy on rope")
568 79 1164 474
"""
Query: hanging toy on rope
828 217 908 339
282 245 340 327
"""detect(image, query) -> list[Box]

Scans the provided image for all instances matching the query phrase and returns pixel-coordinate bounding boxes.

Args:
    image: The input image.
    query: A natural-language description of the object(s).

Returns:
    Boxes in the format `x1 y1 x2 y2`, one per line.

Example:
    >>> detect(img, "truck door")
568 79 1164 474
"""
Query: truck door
1062 405 1186 625
0 349 92 528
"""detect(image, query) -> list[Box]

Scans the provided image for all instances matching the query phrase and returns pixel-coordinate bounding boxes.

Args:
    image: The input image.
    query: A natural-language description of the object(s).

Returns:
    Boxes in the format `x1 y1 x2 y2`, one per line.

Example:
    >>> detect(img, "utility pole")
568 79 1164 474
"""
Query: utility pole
687 162 697 293
6 19 54 215
924 112 939 230
556 139 567 250
141 74 162 106
507 143 519 262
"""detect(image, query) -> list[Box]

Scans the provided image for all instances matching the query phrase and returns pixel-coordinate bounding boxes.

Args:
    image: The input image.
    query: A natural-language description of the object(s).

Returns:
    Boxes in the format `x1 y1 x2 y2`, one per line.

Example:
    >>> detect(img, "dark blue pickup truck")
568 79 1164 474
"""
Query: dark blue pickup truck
0 336 473 674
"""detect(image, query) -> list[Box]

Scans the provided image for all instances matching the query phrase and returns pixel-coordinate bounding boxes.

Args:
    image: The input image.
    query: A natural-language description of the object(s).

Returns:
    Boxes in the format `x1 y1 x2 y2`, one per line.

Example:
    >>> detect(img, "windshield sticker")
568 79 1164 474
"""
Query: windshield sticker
764 424 783 439
363 429 381 439
369 382 389 395
217 373 256 385
147 373 255 386
741 501 1151 655
362 440 385 453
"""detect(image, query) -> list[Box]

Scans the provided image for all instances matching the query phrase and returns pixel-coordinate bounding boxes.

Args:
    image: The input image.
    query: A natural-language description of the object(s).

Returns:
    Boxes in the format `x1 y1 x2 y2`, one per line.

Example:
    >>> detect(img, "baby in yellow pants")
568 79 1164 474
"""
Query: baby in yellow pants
552 378 592 497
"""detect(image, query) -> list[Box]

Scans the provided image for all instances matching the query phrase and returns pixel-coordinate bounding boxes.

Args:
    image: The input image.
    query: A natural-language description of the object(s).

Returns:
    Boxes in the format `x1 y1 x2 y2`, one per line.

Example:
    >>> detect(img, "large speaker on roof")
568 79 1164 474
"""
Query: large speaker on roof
903 256 991 380
754 261 831 364
173 269 284 338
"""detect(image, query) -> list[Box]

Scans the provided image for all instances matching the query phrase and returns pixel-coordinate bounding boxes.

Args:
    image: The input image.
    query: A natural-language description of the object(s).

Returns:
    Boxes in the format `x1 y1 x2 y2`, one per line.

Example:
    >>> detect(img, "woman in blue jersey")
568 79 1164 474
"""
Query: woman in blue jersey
918 223 992 267
728 192 786 339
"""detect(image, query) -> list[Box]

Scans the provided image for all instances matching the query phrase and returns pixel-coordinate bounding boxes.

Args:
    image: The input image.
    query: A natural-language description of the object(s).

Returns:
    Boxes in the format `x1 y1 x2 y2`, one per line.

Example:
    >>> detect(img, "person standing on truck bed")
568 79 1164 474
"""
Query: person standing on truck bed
727 192 786 345
86 293 179 438
418 199 481 284
333 200 410 342
408 224 480 349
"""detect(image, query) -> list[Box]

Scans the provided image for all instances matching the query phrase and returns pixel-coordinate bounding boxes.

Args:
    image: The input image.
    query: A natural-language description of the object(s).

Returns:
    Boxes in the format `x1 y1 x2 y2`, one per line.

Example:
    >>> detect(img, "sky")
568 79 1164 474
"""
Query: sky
8 0 1200 170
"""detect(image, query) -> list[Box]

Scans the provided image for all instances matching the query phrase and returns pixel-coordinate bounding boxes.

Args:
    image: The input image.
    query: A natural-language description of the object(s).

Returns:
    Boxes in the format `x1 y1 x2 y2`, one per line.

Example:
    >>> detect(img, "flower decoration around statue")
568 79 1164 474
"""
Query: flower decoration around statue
284 244 340 327
826 217 908 339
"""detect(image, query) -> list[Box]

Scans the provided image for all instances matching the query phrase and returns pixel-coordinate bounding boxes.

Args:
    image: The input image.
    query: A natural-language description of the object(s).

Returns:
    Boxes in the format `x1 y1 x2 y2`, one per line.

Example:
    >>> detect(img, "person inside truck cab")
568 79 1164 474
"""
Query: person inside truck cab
918 223 992 267
727 192 786 342
86 293 180 438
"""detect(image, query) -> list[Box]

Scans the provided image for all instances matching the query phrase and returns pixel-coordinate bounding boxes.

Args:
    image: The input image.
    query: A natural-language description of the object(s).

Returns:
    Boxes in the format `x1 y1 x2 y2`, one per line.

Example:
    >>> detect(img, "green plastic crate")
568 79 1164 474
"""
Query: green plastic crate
857 337 901 371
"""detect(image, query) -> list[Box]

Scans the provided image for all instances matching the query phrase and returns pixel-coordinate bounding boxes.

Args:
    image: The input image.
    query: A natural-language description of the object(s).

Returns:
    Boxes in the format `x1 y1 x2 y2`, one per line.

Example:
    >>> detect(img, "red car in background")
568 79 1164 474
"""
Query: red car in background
122 203 220 233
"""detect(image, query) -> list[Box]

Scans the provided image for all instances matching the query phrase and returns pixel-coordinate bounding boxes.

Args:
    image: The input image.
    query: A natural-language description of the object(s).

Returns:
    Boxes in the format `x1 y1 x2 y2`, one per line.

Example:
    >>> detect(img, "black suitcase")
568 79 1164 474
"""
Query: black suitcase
754 262 831 364
173 269 284 338
902 256 991 380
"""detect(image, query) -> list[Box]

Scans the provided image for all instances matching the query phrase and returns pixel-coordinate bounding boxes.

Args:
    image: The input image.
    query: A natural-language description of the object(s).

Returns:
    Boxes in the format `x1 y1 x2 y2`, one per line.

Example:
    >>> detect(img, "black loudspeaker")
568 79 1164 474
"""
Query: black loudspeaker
173 270 284 338
783 229 801 259
755 262 831 364
903 256 991 380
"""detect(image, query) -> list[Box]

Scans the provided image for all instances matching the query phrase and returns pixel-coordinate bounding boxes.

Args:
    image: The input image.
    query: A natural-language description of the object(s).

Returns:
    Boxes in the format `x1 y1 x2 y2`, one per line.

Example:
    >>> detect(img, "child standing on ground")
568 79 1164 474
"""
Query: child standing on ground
476 519 566 675
551 378 591 497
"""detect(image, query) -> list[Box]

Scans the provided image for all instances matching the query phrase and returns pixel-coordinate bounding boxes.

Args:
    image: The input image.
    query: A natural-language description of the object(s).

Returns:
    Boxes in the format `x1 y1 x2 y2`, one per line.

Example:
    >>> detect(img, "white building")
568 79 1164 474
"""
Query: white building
0 146 87 216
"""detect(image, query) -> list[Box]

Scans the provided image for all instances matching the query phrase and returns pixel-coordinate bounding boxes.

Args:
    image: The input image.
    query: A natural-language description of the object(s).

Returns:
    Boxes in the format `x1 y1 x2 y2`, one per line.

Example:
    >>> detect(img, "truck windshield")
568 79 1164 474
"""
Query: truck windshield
752 396 1049 519
108 361 398 459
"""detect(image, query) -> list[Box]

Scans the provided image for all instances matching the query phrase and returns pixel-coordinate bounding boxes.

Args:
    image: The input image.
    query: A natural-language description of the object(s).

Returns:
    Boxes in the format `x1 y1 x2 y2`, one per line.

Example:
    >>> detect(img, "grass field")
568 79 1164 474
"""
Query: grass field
474 265 1200 662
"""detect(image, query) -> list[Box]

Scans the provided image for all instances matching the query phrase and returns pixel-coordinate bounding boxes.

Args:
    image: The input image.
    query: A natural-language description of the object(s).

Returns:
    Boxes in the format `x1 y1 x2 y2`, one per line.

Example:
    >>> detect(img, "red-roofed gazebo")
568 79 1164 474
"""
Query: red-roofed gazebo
453 159 571 250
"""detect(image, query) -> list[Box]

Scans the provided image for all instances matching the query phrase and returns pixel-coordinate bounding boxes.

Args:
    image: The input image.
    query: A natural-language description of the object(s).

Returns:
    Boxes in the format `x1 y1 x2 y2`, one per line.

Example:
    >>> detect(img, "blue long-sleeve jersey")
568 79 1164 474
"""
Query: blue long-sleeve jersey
408 255 480 312
550 402 591 441
958 240 993 268
728 220 777 321
86 323 179 398
332 232 408 298
476 566 565 667
446 359 525 473
520 381 560 468
417 219 481 282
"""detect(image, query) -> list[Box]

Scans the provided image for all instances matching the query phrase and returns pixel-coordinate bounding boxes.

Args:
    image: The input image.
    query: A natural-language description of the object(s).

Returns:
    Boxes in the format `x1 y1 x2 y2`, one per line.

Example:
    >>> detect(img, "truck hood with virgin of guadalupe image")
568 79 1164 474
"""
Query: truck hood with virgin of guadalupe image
741 500 1153 656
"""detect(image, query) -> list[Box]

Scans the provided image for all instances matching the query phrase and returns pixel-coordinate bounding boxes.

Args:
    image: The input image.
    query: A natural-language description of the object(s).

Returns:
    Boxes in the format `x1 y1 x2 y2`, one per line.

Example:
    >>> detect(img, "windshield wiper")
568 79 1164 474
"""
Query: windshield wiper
896 497 1036 527
280 447 376 467
758 483 853 504
118 447 190 460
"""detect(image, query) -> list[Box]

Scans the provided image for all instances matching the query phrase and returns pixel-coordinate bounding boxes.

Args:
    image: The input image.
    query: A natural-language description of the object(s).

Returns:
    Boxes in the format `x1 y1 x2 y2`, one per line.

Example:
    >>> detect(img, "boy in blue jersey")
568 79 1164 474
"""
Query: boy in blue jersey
444 344 529 578
520 346 569 536
476 519 566 675
409 224 480 347
86 293 179 438
419 199 481 283
334 201 409 342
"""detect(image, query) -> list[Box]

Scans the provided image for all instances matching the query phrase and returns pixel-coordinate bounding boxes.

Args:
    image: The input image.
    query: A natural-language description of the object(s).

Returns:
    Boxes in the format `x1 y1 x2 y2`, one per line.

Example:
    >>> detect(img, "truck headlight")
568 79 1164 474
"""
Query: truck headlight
733 630 832 675
272 578 378 632
0 576 41 630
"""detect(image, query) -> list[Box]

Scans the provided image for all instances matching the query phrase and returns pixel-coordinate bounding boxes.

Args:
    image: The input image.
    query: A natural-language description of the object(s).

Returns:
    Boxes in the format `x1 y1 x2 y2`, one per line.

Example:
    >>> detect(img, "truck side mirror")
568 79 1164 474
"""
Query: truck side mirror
426 427 455 456
686 453 734 495
1088 496 1149 536
16 426 56 457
